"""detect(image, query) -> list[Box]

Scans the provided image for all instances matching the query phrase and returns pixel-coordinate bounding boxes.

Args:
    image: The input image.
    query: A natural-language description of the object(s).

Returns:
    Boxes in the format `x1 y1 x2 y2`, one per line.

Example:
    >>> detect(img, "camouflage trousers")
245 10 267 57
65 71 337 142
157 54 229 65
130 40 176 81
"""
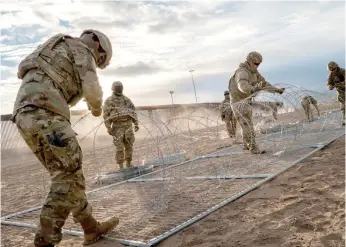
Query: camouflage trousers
231 102 258 151
223 112 237 137
301 102 314 121
338 91 345 120
14 107 92 245
111 120 135 168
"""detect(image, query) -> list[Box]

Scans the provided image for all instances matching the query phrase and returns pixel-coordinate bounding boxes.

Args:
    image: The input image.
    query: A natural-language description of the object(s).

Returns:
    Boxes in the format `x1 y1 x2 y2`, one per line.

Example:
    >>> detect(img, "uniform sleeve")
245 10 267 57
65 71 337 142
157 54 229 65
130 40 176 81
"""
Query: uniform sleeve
128 99 139 125
102 98 112 130
235 70 252 95
257 73 281 93
74 49 103 111
339 69 346 89
327 72 335 89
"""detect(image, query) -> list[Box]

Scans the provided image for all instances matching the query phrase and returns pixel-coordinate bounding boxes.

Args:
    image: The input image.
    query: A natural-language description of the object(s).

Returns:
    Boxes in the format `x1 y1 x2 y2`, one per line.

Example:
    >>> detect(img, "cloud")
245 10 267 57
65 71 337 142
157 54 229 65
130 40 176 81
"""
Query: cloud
73 17 135 30
1 66 18 80
103 61 164 77
0 1 345 114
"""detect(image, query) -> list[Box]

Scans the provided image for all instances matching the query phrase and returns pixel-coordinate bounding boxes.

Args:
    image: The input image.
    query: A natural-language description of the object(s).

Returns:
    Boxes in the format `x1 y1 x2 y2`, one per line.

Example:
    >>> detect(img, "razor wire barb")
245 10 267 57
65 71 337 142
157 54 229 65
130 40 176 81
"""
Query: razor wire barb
1 84 344 246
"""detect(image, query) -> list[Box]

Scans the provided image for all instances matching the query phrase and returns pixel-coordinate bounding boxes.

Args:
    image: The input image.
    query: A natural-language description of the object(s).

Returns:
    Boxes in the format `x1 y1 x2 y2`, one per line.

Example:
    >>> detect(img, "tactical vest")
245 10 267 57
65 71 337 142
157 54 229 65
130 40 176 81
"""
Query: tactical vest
331 68 345 95
229 63 260 103
17 34 82 105
335 68 345 83
107 94 136 121
302 96 317 105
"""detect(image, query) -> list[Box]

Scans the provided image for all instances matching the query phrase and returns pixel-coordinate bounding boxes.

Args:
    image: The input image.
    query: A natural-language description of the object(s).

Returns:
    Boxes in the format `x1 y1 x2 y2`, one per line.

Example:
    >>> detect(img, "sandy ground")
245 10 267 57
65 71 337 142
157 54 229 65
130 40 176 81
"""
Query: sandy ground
157 136 345 247
1 136 344 247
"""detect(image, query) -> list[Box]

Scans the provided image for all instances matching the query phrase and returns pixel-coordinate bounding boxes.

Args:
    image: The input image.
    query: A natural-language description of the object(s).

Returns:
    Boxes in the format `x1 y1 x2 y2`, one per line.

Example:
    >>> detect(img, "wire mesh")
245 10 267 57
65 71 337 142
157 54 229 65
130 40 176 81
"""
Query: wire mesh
1 85 345 246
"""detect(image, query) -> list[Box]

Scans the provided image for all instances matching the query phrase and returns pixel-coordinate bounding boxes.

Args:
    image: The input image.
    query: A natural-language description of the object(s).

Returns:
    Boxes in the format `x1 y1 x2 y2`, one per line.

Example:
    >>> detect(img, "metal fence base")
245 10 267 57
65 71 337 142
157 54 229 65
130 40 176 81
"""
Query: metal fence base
2 132 344 247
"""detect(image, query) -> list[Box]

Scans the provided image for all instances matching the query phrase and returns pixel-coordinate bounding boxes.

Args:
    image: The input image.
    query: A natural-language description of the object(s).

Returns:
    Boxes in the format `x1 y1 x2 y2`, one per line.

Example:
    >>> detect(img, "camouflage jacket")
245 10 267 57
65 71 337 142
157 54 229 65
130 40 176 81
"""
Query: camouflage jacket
327 67 345 94
11 34 103 122
103 93 138 130
228 62 280 103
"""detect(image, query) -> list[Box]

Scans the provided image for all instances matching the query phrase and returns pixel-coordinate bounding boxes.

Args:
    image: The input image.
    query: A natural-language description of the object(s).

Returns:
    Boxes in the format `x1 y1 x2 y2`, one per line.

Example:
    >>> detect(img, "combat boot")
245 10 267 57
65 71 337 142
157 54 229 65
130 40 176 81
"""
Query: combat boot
117 162 124 169
80 215 119 245
243 144 250 150
34 235 54 247
125 160 133 168
250 148 266 154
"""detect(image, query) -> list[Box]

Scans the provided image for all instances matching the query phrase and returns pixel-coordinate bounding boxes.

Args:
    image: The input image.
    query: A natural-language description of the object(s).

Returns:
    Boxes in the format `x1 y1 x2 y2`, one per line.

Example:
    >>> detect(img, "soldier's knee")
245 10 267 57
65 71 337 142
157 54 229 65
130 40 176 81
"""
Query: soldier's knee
114 140 125 148
126 135 135 144
50 169 86 200
72 202 92 223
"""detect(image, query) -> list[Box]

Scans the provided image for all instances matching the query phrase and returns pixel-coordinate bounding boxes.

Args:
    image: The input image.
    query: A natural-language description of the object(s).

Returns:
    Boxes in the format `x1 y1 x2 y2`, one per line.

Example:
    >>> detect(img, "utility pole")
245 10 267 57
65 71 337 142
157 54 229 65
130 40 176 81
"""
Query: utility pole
169 90 174 105
189 69 198 103
169 90 176 118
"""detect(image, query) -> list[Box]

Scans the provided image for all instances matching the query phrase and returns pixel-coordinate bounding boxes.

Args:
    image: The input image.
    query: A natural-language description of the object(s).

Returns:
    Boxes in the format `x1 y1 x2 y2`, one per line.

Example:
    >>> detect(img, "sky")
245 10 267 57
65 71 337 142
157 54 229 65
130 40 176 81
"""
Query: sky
1 0 345 115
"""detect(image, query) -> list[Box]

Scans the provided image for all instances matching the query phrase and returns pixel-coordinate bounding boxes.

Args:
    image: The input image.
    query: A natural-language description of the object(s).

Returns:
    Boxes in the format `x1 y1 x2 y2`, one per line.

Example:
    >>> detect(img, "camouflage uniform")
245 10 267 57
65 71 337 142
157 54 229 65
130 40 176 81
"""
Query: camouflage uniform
103 87 139 169
228 52 284 153
11 31 118 246
267 102 282 121
301 95 320 121
327 61 345 125
250 101 282 121
220 91 237 137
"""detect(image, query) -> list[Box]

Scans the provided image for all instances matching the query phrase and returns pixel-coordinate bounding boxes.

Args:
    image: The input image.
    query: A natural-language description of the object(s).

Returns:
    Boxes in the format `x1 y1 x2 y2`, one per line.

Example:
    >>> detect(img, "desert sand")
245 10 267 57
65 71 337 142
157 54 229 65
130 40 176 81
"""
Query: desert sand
156 137 345 247
1 136 344 247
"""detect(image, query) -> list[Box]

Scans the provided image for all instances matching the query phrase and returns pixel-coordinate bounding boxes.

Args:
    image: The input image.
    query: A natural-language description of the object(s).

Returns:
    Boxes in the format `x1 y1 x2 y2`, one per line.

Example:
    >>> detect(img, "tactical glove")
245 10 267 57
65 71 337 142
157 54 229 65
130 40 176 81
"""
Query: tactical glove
277 88 285 94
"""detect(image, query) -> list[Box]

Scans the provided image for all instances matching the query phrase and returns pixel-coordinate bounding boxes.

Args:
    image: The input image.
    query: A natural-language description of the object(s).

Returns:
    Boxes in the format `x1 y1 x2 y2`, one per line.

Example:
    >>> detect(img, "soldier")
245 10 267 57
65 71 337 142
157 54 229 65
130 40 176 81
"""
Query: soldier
10 30 118 246
103 81 139 170
228 51 285 154
301 95 320 122
251 101 283 121
327 61 345 125
220 90 237 138
269 101 283 121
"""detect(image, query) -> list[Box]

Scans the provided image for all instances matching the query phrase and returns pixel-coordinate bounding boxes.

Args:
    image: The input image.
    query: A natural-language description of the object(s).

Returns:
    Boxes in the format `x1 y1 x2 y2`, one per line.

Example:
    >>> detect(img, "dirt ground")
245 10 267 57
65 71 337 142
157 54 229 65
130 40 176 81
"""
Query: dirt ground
1 136 344 247
157 136 345 247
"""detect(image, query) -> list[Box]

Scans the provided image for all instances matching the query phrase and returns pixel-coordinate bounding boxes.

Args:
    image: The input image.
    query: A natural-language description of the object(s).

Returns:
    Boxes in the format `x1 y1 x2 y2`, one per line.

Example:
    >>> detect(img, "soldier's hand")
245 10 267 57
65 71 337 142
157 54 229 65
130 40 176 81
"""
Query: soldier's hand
91 108 102 117
107 128 113 135
134 125 139 132
277 88 285 94
251 86 261 94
